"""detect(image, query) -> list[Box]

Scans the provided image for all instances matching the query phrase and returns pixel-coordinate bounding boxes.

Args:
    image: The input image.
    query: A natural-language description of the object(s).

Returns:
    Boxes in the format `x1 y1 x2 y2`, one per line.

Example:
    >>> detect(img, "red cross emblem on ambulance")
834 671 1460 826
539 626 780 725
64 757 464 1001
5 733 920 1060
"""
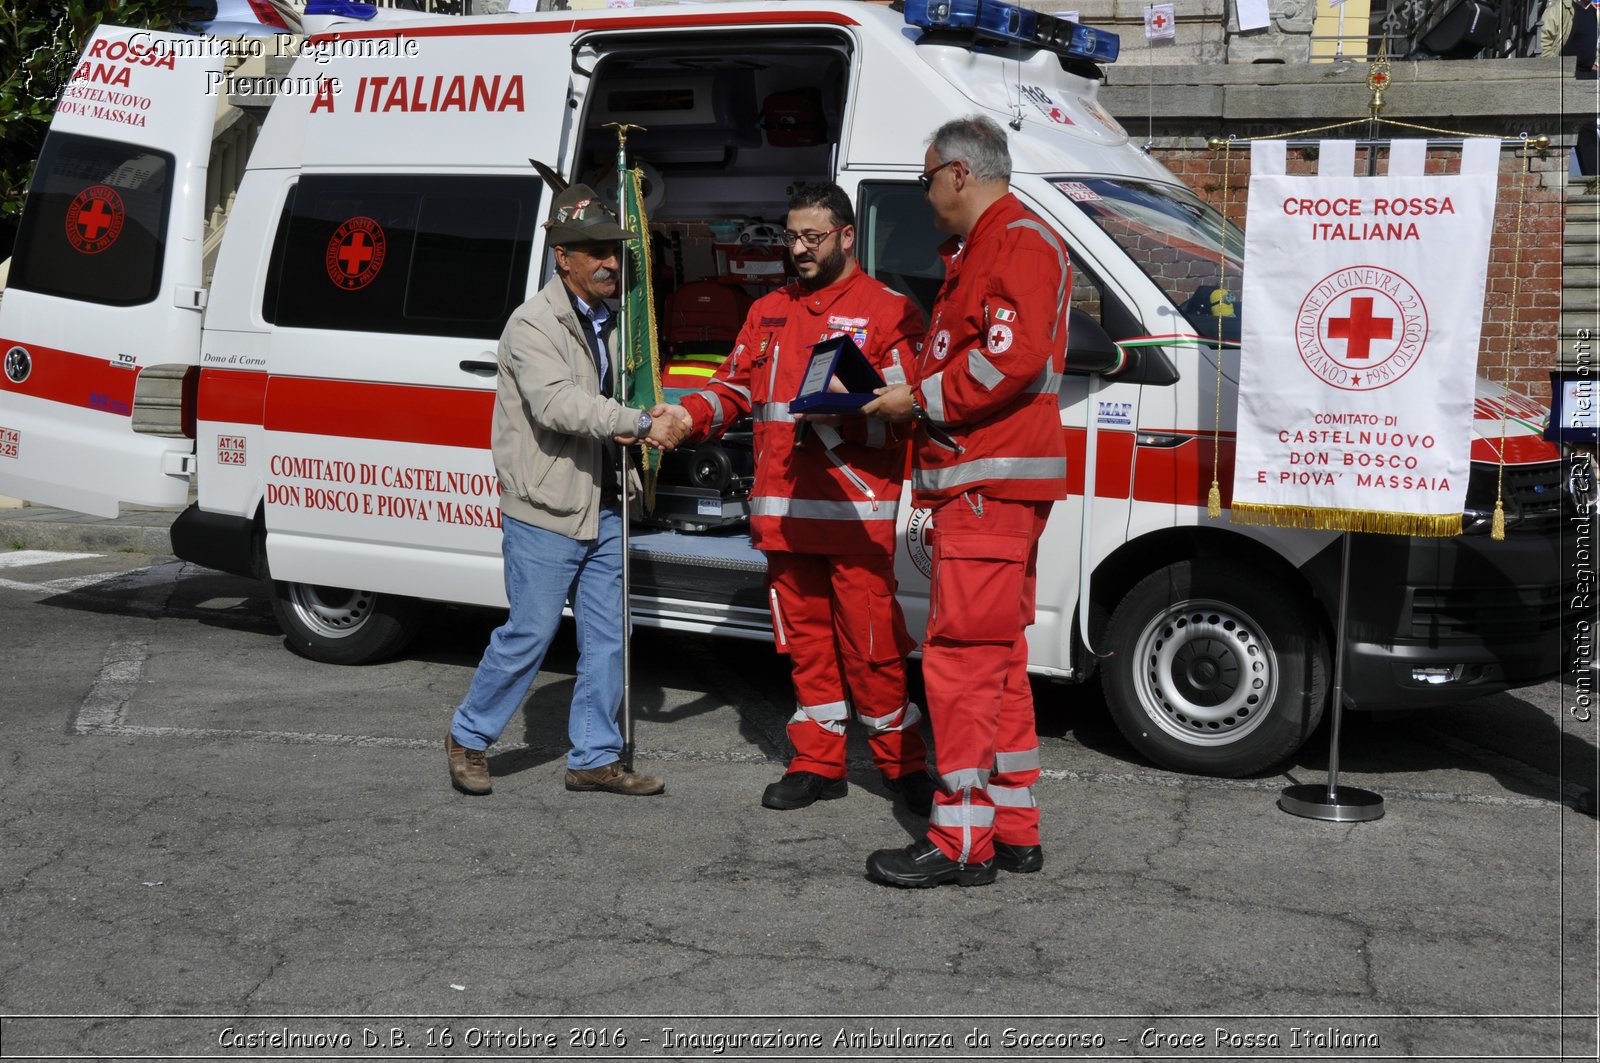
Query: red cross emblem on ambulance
64 185 125 255
325 216 388 291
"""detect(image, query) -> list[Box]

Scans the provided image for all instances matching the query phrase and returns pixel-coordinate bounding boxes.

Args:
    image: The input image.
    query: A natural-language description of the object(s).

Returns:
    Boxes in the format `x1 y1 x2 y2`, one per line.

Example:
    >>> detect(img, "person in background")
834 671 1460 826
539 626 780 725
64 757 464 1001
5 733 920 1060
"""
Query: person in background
1541 0 1597 175
446 184 685 798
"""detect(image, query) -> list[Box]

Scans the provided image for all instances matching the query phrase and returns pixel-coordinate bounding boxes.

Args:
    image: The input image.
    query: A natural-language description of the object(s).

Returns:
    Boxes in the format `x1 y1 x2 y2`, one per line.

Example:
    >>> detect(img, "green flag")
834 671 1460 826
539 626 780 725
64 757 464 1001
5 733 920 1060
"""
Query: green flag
619 165 664 510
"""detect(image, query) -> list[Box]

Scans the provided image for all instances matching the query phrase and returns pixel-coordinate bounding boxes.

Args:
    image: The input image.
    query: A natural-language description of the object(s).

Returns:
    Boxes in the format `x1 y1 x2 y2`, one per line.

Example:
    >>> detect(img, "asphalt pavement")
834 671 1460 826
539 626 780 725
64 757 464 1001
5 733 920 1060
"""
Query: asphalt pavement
0 501 1596 1063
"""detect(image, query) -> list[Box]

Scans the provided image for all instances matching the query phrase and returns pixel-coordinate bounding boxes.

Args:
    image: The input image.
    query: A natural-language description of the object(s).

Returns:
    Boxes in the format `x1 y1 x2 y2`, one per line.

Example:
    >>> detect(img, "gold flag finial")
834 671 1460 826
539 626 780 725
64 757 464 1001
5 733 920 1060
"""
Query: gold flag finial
1367 45 1391 116
604 121 646 148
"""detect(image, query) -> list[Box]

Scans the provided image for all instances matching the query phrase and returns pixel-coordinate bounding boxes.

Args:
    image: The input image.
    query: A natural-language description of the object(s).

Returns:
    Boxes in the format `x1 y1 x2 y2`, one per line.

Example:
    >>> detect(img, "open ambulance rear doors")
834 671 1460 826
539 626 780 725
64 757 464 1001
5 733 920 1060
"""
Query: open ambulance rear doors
0 26 219 517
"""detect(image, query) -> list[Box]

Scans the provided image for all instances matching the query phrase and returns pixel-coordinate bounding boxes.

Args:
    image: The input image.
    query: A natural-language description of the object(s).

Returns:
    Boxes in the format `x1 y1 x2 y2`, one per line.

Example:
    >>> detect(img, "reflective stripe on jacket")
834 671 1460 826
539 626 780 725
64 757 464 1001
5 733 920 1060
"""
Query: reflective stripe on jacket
682 266 924 554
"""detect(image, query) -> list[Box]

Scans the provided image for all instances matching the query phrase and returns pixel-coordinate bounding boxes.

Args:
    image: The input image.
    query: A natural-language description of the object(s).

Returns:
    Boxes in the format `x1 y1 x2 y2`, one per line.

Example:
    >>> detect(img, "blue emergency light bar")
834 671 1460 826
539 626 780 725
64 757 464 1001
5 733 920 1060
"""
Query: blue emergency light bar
303 0 378 19
903 0 1120 64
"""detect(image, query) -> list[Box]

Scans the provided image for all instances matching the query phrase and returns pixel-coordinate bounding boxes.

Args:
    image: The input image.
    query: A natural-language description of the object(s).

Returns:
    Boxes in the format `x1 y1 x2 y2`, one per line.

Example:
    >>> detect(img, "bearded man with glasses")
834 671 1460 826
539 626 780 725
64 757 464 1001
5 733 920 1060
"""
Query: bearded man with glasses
658 182 935 817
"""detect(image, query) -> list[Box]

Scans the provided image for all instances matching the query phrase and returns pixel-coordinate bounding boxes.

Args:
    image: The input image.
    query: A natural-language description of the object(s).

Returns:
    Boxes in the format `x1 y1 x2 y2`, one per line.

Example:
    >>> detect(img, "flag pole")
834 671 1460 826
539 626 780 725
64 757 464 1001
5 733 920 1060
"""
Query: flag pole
606 121 643 772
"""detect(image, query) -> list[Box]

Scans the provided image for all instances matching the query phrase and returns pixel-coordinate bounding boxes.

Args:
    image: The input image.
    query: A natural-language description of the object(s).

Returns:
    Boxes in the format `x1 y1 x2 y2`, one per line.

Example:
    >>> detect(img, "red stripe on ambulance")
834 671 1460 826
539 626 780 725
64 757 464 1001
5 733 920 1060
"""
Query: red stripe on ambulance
0 338 138 417
263 376 492 449
198 369 268 426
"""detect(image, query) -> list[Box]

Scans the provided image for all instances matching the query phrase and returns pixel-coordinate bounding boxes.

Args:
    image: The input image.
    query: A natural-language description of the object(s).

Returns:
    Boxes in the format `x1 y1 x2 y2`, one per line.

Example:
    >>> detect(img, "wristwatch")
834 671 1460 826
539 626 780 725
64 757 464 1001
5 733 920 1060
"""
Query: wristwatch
635 409 654 439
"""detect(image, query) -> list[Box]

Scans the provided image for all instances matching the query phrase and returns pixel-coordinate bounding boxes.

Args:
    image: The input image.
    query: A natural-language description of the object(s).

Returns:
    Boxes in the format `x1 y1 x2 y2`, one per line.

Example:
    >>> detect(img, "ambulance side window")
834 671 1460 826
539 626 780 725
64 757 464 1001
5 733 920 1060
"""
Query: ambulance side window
1067 253 1141 343
856 182 945 319
263 175 541 340
8 133 172 307
857 181 1140 342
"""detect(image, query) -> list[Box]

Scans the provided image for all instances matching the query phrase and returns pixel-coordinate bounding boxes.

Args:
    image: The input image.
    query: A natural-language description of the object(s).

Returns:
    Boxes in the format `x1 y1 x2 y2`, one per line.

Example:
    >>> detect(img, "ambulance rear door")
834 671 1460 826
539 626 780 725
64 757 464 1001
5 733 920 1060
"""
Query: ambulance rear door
255 23 579 607
0 26 221 517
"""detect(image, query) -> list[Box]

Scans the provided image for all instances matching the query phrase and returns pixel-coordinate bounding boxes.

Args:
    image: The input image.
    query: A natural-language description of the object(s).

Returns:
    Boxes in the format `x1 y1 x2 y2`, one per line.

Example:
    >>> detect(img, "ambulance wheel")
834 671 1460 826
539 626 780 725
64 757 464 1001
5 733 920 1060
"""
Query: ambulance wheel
270 581 426 665
1101 560 1327 777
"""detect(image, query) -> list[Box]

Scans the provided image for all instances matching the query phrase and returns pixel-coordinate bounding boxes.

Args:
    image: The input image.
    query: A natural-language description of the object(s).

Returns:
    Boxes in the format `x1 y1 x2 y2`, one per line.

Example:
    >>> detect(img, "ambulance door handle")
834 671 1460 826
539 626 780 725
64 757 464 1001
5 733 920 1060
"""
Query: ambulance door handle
459 360 497 377
174 286 207 311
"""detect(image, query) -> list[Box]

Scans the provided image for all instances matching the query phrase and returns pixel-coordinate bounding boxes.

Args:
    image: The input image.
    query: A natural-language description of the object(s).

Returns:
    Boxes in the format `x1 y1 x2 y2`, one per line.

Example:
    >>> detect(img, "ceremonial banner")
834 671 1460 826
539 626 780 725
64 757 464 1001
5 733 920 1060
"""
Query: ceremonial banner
1230 138 1500 536
619 165 664 509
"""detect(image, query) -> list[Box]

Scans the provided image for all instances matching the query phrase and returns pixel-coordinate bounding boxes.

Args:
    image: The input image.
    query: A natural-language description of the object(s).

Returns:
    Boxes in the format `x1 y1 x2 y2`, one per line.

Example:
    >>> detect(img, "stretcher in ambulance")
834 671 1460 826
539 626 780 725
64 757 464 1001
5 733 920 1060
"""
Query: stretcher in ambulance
0 0 1579 777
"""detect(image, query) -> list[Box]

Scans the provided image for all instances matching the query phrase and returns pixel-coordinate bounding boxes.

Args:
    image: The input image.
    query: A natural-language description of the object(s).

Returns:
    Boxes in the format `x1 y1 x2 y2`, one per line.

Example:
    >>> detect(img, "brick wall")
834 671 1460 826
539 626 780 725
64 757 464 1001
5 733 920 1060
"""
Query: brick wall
1153 143 1567 399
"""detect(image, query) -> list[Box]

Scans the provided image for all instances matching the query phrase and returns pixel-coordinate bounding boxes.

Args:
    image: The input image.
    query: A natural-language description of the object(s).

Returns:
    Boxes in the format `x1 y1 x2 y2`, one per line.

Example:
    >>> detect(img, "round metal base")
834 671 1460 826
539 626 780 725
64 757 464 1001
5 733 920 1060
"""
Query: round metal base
1278 784 1385 822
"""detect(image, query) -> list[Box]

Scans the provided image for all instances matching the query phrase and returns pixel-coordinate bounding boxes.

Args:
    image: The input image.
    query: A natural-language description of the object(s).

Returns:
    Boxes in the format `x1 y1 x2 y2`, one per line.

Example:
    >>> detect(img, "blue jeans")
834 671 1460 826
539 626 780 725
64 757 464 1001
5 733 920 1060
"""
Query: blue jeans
449 508 625 770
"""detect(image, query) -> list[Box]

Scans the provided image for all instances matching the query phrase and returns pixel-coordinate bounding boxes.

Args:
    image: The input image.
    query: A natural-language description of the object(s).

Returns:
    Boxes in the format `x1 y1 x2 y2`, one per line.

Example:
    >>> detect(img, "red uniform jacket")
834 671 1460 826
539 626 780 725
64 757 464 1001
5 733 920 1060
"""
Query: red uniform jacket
681 266 924 554
912 193 1071 505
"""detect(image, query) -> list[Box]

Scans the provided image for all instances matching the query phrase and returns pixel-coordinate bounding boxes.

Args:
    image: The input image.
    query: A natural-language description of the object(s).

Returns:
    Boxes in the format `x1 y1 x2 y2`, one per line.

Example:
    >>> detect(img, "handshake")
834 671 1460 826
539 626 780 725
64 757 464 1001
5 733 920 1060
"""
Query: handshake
625 403 696 451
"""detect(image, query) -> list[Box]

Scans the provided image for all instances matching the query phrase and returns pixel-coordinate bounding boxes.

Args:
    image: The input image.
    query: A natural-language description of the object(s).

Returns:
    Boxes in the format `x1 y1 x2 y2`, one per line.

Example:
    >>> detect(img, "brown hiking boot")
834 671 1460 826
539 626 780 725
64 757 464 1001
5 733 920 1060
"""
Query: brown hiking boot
564 760 665 796
446 734 492 795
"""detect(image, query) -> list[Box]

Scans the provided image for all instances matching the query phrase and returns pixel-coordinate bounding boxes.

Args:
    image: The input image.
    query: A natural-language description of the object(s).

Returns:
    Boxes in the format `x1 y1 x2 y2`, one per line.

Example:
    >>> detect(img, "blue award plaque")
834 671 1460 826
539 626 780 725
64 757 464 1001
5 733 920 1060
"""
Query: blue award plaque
789 335 885 415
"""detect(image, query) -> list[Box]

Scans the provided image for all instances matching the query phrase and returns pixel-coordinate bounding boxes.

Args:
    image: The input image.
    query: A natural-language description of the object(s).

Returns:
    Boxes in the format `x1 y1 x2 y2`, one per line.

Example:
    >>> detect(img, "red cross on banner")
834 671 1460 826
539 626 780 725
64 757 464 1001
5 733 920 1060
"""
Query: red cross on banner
1326 296 1396 361
1144 3 1177 40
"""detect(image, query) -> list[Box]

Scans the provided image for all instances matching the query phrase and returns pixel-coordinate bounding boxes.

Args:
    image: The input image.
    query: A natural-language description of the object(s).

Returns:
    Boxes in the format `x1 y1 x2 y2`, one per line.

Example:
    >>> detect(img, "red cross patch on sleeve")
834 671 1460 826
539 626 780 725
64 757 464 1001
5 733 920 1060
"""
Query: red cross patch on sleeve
986 323 1014 354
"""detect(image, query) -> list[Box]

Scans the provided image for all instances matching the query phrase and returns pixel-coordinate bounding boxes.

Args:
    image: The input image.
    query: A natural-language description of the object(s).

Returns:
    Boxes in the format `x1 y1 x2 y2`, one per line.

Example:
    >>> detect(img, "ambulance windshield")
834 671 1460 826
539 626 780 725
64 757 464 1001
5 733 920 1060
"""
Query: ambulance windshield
1054 177 1245 342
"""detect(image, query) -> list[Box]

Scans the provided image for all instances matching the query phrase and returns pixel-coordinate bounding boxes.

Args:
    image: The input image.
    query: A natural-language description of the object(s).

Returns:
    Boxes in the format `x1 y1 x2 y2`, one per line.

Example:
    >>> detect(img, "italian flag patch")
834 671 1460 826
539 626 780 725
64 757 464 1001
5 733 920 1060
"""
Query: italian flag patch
993 306 1017 322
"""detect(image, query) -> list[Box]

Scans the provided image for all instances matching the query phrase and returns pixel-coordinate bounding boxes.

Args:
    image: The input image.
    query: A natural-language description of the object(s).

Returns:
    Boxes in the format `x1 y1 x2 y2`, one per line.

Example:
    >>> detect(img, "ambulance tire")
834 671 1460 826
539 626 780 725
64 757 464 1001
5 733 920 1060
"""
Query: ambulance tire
270 581 426 665
1102 561 1327 777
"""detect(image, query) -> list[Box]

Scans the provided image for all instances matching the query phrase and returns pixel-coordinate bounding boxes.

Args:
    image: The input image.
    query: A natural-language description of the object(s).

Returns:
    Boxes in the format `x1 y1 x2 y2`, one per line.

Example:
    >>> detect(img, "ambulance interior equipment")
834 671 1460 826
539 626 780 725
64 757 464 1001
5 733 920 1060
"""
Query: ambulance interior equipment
568 37 849 531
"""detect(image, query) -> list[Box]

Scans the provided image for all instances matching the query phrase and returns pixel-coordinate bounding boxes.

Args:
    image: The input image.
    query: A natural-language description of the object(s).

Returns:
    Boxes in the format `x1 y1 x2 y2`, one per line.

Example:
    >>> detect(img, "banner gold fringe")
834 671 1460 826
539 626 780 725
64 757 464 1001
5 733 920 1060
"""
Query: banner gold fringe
1229 503 1462 537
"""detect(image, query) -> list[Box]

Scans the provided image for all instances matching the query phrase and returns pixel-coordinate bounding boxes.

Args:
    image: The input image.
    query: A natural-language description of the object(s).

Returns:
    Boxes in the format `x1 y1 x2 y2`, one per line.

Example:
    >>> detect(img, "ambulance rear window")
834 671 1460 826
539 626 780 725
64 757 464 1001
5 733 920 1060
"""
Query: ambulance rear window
8 133 171 306
263 174 541 339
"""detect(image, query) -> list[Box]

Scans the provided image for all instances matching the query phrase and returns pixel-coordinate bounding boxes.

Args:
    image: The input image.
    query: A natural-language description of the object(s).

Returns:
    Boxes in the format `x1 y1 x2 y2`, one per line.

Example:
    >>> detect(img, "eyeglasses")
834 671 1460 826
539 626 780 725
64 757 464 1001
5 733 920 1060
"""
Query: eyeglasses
781 225 847 249
917 159 960 192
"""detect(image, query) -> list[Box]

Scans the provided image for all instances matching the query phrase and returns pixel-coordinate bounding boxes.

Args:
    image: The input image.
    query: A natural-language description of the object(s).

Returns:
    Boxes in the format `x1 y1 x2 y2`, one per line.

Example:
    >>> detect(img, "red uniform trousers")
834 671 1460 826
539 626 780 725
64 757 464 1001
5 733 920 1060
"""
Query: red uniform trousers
766 550 927 781
920 494 1051 865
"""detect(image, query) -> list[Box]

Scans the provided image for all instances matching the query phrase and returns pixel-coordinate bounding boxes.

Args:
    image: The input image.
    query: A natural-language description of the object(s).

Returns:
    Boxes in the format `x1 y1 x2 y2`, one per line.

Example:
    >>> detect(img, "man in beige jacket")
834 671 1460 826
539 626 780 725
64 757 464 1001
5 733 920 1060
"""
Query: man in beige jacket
447 184 684 797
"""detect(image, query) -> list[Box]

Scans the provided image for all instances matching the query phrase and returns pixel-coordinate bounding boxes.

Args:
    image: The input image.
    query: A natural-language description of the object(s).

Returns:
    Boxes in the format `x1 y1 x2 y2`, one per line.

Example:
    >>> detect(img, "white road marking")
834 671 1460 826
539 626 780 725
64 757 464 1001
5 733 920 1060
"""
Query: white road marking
0 560 190 595
0 550 99 568
75 638 147 732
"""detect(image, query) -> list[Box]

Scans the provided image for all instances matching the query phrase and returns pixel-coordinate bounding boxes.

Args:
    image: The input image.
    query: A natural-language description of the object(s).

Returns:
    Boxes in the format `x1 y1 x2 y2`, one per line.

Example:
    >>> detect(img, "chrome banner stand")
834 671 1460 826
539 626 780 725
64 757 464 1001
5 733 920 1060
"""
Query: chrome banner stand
1279 532 1385 822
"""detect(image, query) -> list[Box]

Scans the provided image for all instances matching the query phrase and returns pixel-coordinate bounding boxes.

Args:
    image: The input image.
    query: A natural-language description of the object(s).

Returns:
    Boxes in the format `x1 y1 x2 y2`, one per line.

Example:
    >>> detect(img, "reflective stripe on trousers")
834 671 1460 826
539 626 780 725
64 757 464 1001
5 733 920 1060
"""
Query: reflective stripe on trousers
789 699 849 736
928 789 996 865
859 700 923 734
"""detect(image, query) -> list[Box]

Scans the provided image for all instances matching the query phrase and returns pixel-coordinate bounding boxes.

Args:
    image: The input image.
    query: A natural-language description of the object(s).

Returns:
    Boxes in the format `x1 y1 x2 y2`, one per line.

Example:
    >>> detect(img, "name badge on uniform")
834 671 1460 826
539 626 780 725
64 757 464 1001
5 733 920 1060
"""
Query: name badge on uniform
789 335 885 415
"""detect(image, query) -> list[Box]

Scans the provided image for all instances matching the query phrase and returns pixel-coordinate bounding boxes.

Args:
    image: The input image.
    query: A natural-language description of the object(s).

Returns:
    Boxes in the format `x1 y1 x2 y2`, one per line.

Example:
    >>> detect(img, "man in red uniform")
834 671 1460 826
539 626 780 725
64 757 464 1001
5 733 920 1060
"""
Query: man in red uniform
862 115 1071 888
659 183 935 814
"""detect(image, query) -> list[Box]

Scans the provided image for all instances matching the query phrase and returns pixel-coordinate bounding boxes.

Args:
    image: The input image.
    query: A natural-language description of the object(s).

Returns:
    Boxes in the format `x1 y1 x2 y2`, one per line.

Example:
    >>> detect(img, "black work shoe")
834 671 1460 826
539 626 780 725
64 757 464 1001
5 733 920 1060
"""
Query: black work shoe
865 839 997 888
994 841 1044 874
882 770 936 817
761 771 847 810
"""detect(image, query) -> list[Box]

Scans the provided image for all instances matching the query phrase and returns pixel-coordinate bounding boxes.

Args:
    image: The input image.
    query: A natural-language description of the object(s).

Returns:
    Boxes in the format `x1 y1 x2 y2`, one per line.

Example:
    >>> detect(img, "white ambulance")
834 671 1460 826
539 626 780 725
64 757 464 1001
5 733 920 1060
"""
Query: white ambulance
0 0 1575 776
